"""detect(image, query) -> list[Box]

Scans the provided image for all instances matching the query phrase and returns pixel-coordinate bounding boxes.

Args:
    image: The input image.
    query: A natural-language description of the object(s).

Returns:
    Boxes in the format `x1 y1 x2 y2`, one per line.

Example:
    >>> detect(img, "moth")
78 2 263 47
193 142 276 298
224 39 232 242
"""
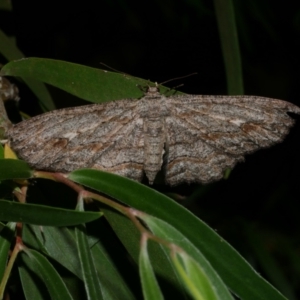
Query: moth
2 83 300 186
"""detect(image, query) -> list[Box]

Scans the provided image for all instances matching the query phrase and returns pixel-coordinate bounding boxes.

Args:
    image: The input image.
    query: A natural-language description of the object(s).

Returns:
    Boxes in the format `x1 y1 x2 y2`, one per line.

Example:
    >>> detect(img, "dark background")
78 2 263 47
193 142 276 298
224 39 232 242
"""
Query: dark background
1 0 300 297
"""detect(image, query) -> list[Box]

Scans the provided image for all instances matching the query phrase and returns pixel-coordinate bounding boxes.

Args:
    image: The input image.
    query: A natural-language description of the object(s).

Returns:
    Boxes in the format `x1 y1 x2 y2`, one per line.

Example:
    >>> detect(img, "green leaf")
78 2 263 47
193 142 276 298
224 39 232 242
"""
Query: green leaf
140 214 232 300
172 251 219 300
21 248 73 300
23 223 136 300
213 0 244 95
0 29 24 62
0 222 15 279
0 159 32 180
19 264 46 300
88 233 137 300
0 199 101 226
139 238 164 300
75 200 103 300
68 169 286 300
22 225 82 278
1 58 172 104
102 208 187 298
0 32 55 111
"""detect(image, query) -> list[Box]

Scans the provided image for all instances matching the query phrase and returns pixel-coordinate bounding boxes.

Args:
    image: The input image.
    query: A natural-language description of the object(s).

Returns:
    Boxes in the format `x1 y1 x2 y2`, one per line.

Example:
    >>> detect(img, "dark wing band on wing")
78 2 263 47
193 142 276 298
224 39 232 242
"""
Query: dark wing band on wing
6 100 145 181
165 95 300 185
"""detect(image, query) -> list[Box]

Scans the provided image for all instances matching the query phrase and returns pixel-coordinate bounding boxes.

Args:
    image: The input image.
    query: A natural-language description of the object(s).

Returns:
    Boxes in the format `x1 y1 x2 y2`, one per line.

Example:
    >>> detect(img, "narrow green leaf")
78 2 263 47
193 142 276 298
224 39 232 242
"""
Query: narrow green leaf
1 58 172 104
0 199 101 226
139 238 164 300
76 226 103 300
89 234 137 300
75 200 103 300
23 223 136 300
68 169 286 300
19 264 45 300
22 225 82 278
0 29 24 61
0 222 15 279
140 214 232 300
0 159 32 180
21 248 73 300
102 208 187 299
213 0 244 95
172 251 218 300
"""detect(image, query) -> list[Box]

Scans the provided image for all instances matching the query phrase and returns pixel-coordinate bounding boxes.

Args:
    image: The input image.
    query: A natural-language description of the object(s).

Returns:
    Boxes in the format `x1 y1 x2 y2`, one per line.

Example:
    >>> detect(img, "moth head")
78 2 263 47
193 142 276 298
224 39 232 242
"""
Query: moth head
147 84 160 95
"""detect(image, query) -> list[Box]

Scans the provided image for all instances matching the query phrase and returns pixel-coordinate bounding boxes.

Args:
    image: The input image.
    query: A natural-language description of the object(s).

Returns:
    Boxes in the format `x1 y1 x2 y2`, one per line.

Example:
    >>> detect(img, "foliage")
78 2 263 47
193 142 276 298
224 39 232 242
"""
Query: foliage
0 0 299 299
0 57 288 300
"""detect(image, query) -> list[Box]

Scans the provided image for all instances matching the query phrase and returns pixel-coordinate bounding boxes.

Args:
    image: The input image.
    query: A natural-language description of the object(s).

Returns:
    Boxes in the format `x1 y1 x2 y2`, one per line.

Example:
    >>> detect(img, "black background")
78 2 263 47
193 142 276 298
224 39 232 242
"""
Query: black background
1 0 300 296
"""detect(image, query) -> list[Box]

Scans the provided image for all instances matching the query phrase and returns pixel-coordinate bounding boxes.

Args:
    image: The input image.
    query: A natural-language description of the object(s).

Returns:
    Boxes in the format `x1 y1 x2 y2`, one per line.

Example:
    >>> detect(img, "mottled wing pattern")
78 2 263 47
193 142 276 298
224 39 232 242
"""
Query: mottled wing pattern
7 100 146 181
165 95 300 186
5 87 300 186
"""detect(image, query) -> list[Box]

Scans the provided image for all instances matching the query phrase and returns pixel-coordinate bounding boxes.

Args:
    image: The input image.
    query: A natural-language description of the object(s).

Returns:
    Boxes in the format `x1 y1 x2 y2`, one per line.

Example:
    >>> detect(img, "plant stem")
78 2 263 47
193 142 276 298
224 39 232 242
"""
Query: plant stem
0 238 24 300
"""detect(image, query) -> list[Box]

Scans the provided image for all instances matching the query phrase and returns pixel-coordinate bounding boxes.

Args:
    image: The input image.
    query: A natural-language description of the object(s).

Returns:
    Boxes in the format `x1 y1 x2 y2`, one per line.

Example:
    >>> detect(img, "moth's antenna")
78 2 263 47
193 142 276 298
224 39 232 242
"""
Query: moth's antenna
159 72 197 86
99 62 130 76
